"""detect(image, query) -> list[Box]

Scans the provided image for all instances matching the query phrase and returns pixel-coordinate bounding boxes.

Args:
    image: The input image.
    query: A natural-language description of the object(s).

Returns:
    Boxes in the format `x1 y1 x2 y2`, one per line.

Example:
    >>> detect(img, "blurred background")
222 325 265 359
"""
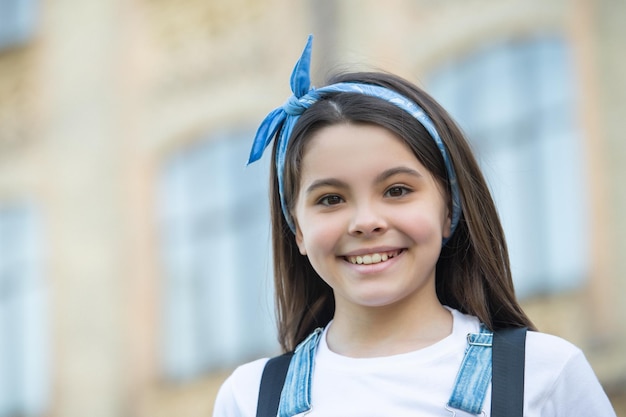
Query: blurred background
0 0 625 416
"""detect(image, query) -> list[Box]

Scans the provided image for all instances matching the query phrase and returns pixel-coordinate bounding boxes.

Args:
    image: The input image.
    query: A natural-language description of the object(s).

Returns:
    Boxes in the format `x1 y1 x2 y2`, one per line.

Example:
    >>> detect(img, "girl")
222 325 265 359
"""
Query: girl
213 35 616 416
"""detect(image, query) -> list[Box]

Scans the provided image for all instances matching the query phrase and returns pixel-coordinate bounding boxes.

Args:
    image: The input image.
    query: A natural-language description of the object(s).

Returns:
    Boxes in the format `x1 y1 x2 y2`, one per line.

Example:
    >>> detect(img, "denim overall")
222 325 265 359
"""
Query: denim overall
276 326 494 417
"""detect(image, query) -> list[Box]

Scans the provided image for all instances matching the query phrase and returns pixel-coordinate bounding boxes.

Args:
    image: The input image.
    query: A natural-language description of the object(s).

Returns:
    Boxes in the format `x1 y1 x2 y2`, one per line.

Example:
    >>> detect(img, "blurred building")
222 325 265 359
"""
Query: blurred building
0 0 624 416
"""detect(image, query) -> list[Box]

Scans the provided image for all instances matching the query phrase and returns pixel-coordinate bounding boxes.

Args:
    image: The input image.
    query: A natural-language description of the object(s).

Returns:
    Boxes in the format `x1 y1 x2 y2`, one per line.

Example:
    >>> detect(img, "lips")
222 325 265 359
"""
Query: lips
345 249 403 265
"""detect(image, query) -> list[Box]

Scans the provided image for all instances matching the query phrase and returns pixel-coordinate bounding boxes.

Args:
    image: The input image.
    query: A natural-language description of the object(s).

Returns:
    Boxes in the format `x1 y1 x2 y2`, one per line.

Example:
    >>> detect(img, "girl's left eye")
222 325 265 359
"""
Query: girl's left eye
385 186 411 198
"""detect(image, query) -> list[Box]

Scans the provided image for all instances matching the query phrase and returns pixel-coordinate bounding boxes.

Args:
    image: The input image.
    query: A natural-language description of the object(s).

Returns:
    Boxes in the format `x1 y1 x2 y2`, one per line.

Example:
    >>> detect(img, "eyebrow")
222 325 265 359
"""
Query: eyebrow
304 166 423 195
375 166 423 183
304 178 348 195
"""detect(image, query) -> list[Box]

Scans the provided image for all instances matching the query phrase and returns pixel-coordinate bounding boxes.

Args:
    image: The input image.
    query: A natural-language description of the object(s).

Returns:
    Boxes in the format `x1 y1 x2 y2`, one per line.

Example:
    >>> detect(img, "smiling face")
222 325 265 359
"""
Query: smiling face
293 123 451 315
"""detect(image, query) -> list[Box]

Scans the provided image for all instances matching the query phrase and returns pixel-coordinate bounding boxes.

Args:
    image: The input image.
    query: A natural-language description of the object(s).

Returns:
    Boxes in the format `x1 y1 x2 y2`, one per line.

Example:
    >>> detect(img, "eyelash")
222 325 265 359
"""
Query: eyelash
317 194 344 206
316 185 412 206
385 185 412 198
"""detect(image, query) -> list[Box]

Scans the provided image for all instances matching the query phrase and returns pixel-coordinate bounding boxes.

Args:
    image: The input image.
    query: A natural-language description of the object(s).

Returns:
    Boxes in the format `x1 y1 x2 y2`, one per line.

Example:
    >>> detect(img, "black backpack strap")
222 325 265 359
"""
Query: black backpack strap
256 352 294 417
491 327 527 417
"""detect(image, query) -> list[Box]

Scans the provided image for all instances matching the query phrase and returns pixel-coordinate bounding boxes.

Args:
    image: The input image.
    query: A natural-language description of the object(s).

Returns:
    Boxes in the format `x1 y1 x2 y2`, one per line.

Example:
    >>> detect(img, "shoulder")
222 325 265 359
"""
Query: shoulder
523 331 616 416
524 330 596 387
212 357 269 417
525 330 582 365
524 330 600 381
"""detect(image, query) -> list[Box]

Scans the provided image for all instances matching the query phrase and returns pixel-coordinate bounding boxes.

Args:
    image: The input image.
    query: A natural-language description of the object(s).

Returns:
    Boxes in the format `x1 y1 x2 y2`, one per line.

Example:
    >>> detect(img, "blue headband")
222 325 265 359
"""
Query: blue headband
248 35 461 241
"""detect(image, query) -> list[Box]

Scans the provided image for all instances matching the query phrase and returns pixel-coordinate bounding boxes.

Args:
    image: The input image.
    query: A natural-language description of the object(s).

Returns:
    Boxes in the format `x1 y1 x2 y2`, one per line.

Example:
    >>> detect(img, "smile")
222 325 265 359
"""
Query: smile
345 250 403 265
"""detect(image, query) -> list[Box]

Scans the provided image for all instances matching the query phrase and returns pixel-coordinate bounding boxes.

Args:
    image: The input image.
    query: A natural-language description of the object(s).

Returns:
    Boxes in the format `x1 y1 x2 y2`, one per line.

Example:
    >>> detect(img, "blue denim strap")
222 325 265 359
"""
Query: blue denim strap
447 326 493 415
278 328 322 417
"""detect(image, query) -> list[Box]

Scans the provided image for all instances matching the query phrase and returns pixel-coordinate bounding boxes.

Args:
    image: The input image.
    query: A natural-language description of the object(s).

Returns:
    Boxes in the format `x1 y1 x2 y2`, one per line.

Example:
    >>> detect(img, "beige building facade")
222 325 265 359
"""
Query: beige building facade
0 0 624 416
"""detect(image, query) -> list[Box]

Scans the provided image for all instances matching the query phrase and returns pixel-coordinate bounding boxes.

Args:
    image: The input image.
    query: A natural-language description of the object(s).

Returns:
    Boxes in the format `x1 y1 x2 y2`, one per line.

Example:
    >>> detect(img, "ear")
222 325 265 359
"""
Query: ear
294 222 307 255
442 209 452 239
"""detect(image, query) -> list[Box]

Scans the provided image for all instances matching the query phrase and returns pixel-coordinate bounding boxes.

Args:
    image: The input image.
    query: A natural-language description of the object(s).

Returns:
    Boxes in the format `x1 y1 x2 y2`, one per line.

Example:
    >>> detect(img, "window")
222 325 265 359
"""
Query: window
427 35 589 297
0 0 39 51
0 202 49 417
158 131 277 380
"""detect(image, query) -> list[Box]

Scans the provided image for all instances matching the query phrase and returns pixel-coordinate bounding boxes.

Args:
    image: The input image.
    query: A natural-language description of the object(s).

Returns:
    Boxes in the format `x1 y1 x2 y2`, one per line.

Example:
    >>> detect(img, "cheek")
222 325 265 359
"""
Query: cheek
300 223 331 252
298 216 344 261
412 218 437 241
406 209 448 242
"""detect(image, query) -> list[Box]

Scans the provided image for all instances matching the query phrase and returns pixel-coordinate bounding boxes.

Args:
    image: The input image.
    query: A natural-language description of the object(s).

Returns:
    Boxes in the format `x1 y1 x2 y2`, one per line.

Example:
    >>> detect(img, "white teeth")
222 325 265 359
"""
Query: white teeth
348 251 396 265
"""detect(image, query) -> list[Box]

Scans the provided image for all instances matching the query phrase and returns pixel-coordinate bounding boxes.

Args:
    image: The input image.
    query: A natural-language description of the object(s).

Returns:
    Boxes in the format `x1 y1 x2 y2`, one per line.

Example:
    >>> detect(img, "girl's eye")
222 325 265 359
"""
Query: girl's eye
318 195 343 206
385 186 411 198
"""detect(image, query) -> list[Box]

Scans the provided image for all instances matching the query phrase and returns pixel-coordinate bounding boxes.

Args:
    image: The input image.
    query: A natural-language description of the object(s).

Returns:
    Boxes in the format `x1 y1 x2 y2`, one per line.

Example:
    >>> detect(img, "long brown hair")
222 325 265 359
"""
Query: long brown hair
269 72 535 352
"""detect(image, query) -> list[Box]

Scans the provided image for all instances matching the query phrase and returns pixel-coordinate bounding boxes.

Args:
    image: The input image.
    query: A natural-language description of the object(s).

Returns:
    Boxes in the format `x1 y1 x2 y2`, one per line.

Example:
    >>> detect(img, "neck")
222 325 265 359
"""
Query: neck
326 298 452 358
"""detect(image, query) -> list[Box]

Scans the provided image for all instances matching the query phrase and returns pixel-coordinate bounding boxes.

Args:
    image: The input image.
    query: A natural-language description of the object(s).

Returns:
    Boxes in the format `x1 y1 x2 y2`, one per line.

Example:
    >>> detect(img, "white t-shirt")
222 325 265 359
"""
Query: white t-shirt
213 309 616 416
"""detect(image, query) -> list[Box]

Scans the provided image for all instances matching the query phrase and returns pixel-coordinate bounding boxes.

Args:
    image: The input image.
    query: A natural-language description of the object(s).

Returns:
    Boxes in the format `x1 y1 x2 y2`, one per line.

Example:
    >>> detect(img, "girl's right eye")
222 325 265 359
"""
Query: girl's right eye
317 194 343 206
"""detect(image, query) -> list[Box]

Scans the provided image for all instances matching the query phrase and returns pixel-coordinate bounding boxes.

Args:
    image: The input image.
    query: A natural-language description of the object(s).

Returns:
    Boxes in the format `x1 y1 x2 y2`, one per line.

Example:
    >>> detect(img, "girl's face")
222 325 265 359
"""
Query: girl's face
293 123 451 314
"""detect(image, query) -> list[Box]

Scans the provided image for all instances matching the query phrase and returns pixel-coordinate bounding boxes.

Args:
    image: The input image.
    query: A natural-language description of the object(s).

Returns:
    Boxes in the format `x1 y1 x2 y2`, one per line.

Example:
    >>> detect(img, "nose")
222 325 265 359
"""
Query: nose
348 201 388 237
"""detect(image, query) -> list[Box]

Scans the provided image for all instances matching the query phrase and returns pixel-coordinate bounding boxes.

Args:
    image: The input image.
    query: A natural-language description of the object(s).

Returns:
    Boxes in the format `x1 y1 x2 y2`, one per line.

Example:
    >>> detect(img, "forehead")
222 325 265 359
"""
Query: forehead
299 123 425 178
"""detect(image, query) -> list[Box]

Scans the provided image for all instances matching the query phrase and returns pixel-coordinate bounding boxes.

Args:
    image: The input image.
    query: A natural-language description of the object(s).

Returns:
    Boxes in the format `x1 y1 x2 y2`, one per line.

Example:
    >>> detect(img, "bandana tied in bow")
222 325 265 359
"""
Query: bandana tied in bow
248 35 461 242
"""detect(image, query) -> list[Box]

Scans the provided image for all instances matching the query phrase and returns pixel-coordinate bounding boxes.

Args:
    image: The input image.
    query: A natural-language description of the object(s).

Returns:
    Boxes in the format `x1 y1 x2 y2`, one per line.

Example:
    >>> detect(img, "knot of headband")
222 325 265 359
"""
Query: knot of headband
248 35 461 242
